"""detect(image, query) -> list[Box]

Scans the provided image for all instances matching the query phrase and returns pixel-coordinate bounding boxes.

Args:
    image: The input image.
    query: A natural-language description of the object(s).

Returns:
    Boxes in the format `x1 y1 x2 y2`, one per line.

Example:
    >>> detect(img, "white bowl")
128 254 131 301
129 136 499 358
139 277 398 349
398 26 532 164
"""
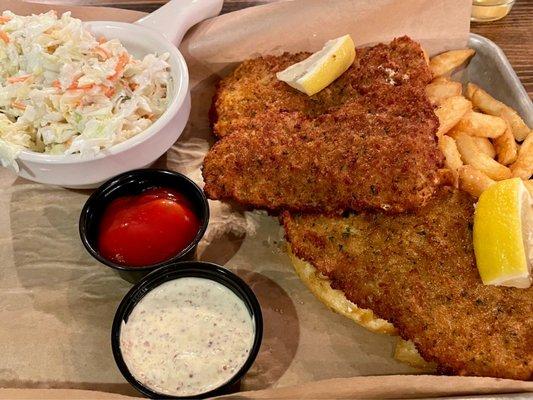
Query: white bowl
12 0 224 188
16 22 190 189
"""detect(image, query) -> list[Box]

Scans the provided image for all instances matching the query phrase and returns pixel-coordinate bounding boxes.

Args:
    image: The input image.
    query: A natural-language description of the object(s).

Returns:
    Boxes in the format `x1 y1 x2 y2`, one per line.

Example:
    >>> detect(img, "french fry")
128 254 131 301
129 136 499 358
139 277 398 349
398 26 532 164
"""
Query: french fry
493 122 518 165
447 128 496 158
473 136 496 159
510 130 533 179
454 111 506 138
524 180 533 197
445 127 461 140
425 77 462 104
435 96 472 137
456 134 511 180
499 107 529 142
429 49 475 78
422 49 430 66
465 82 477 100
439 135 463 171
466 83 530 141
458 165 496 198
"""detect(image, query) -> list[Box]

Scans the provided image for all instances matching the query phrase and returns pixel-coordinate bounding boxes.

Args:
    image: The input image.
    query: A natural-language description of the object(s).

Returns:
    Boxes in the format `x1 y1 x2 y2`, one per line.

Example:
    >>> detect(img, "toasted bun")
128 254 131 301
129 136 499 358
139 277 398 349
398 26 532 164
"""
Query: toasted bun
395 339 437 371
288 245 396 335
287 245 435 371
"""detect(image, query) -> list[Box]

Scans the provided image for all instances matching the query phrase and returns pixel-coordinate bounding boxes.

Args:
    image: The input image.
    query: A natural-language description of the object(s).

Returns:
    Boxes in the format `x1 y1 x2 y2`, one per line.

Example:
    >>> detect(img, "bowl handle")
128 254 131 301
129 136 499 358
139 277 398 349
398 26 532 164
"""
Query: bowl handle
135 0 223 45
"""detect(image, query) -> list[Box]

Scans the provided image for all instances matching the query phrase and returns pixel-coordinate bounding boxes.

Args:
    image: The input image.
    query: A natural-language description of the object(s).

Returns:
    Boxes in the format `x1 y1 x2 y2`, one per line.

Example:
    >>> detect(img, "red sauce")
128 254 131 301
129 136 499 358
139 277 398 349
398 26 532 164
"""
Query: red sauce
98 188 200 267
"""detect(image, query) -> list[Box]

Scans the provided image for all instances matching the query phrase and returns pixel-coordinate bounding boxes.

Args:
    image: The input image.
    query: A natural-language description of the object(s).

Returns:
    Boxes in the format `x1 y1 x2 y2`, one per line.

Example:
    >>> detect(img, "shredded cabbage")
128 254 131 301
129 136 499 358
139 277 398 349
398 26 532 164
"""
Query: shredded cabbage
0 10 171 171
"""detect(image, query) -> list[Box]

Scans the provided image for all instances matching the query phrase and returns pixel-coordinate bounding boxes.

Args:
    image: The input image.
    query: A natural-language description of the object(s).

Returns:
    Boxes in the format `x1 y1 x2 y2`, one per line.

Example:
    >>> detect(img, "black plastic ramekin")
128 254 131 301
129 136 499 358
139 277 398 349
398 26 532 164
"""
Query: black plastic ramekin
79 169 209 282
111 261 263 399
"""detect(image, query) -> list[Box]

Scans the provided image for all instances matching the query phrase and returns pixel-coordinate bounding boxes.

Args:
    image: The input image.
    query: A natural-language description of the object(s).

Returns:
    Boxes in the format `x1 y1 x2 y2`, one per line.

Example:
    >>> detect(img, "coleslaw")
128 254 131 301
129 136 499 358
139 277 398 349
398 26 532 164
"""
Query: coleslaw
0 11 171 172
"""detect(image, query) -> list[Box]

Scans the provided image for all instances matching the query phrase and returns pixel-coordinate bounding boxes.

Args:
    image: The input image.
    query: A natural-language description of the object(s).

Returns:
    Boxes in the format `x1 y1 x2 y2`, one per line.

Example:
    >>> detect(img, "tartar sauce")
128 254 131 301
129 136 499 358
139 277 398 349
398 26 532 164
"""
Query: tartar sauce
120 277 255 397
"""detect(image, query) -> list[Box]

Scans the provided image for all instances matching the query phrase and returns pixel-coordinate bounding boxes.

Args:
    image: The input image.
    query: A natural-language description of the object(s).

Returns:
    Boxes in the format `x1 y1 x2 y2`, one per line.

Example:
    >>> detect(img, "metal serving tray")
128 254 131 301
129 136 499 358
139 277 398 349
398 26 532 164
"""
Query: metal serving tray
461 33 532 127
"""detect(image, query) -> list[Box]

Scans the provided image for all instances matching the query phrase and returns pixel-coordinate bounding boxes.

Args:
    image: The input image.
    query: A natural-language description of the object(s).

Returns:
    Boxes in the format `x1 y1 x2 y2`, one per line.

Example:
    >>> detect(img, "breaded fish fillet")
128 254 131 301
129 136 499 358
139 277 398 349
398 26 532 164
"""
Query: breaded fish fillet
204 85 445 214
211 36 432 138
282 188 533 380
204 36 445 213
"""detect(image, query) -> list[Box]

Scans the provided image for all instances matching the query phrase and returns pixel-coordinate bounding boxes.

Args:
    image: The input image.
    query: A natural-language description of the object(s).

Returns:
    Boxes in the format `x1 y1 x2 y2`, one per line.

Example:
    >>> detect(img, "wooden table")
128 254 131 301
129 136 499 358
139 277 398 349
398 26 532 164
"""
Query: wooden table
34 0 533 97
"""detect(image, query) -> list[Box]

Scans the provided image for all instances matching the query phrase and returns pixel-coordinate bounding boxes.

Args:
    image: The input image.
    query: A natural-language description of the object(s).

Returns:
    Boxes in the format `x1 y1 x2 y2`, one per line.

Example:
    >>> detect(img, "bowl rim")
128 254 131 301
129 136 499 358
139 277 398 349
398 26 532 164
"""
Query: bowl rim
111 261 263 399
78 168 210 272
17 21 189 164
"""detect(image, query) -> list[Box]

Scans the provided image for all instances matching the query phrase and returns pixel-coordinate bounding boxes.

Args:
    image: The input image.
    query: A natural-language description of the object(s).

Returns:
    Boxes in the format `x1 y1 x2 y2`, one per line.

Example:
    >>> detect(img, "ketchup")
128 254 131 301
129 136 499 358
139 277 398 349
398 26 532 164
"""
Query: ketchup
98 188 200 267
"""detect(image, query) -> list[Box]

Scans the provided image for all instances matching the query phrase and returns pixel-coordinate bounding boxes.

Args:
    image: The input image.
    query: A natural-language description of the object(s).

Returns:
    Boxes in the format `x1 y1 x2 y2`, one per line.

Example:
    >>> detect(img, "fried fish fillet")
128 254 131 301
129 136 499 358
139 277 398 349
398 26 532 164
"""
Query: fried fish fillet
282 188 533 380
204 37 446 213
211 36 433 138
204 85 445 214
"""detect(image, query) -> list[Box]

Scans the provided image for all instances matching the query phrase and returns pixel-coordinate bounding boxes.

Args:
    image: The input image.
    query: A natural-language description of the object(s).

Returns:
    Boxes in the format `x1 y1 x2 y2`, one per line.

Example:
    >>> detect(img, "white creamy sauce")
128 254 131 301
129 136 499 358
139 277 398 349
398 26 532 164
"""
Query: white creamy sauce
120 277 255 396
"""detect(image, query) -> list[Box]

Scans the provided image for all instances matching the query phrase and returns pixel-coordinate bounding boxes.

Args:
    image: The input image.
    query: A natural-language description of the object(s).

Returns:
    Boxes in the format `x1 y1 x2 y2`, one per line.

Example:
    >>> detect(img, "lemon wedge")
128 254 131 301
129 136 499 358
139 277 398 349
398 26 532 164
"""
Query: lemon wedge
276 34 355 96
473 178 532 288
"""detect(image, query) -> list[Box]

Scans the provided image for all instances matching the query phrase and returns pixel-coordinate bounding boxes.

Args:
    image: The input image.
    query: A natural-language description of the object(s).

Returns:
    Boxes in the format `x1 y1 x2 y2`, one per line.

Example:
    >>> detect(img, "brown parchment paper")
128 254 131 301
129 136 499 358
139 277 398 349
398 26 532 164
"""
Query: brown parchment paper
1 0 532 398
3 374 533 400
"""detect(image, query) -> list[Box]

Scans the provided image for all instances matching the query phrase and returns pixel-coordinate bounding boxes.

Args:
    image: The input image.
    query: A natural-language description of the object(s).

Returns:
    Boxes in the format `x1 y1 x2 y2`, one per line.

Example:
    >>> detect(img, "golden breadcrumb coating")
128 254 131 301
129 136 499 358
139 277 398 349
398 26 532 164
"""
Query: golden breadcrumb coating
282 188 533 380
204 37 445 213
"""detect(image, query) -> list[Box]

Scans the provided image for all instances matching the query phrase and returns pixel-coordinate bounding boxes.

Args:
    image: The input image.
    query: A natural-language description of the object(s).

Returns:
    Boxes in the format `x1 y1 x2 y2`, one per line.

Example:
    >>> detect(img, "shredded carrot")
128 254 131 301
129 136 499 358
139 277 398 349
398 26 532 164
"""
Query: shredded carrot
103 86 116 98
11 100 26 110
98 36 107 45
7 74 32 83
67 82 98 94
0 16 12 24
52 80 62 89
67 75 84 90
0 31 9 44
67 78 79 90
64 73 101 91
77 83 95 90
109 53 129 81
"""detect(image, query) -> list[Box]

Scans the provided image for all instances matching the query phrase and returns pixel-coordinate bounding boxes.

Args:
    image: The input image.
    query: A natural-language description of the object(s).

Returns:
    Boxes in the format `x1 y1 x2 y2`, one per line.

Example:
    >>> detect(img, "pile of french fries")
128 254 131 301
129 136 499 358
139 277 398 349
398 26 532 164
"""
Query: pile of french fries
427 49 532 198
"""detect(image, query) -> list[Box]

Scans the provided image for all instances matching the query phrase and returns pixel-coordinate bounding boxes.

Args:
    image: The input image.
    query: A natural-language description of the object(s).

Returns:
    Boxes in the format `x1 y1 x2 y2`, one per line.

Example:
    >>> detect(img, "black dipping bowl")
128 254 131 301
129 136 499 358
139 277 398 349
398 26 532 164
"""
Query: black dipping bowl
79 169 209 282
112 261 263 399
